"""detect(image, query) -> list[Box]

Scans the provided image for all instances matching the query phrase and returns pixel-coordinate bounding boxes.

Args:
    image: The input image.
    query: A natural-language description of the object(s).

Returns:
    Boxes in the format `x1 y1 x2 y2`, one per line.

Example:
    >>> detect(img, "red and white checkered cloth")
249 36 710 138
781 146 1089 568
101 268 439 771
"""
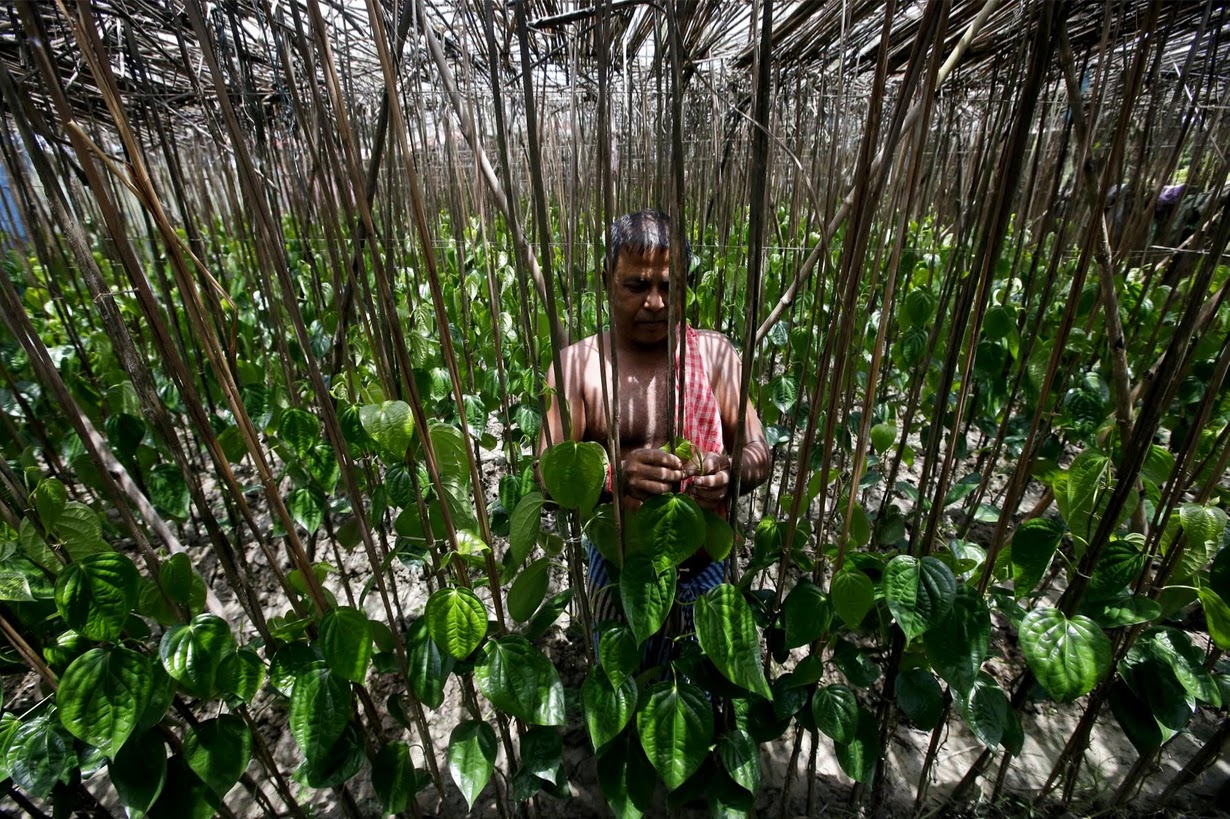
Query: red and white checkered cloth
678 323 724 464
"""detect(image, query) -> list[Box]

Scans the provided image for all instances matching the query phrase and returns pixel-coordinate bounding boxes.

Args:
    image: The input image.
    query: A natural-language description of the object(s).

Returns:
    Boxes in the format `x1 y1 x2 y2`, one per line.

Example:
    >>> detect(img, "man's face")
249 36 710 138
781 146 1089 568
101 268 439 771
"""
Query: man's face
610 249 672 348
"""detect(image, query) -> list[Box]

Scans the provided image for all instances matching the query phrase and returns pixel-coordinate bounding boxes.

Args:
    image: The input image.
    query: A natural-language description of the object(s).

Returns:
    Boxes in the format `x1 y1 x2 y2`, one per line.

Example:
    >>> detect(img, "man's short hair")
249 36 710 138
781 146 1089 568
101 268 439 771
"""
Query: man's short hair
605 210 692 280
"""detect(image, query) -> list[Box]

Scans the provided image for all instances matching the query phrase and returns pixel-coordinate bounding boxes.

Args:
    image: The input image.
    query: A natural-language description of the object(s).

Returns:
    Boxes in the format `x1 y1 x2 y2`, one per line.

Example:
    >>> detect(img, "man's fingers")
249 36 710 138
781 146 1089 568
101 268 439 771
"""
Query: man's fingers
692 470 730 489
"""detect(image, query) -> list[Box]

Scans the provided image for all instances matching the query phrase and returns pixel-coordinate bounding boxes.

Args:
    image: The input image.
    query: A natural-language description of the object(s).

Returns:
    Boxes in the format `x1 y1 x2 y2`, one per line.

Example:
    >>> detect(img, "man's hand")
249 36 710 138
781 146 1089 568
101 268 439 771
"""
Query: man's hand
623 448 687 500
688 452 731 511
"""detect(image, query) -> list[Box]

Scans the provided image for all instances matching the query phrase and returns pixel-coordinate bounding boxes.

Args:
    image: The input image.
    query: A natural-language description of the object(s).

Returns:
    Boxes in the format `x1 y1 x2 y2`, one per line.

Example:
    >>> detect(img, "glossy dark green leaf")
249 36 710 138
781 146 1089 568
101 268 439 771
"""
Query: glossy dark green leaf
183 715 251 797
288 486 325 533
475 636 565 725
717 728 759 793
319 606 372 683
508 492 544 574
782 580 831 649
289 663 353 763
831 568 874 628
55 501 107 558
1083 594 1162 629
160 614 237 699
507 557 550 622
6 716 72 799
268 643 323 699
812 684 858 743
636 679 713 791
523 589 573 641
583 666 636 752
406 619 454 709
695 584 772 698
1019 607 1110 702
296 722 364 788
148 464 191 521
109 731 166 817
619 552 675 646
519 727 563 785
958 673 1009 748
1140 628 1220 707
832 639 881 688
883 555 956 642
148 755 218 819
1173 503 1227 579
596 734 655 819
598 625 640 688
278 407 320 459
57 646 152 757
424 587 488 660
635 493 706 567
372 742 419 815
834 708 880 784
895 668 943 730
32 478 67 529
56 551 139 642
703 510 735 562
136 662 174 733
539 441 606 512
1199 589 1230 650
160 553 206 614
924 589 991 694
1088 537 1146 600
360 401 415 458
448 720 496 809
218 648 266 703
1010 518 1064 597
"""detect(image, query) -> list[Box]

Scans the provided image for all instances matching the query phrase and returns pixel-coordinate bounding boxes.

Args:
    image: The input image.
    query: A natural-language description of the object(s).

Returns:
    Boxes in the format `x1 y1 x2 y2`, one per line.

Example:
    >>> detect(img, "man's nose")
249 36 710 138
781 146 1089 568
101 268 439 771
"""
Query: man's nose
645 288 665 311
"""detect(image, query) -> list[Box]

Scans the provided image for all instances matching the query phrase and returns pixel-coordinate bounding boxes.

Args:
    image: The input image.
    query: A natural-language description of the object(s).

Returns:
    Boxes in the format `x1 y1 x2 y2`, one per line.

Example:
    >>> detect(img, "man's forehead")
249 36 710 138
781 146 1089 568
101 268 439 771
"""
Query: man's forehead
615 249 671 278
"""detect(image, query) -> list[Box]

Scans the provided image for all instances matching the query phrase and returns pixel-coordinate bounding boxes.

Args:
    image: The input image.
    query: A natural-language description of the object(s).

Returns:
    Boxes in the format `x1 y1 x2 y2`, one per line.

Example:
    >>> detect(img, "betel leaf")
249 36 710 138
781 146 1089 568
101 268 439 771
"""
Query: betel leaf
524 589 573 641
147 464 191 522
7 716 73 799
424 587 488 660
883 555 956 642
870 421 897 454
318 606 373 683
596 734 655 819
160 553 206 614
448 721 496 810
474 636 565 726
183 715 251 798
288 487 325 534
289 663 353 763
895 668 943 730
372 742 420 815
277 407 320 460
56 551 140 642
958 672 1011 750
109 731 166 817
634 493 706 567
924 588 991 694
1088 537 1147 600
811 684 858 743
32 479 67 529
1211 545 1230 601
1169 503 1229 580
1011 518 1065 597
782 580 832 649
1198 589 1230 651
1141 627 1221 707
406 619 454 709
619 553 675 646
834 708 880 784
160 614 237 700
695 585 772 699
1053 449 1111 546
507 492 544 574
56 501 107 558
704 510 735 562
539 441 606 512
360 401 415 458
598 625 640 688
833 639 881 688
1084 594 1162 629
296 722 364 788
148 755 218 819
582 666 637 752
831 567 875 628
519 727 563 785
635 679 713 791
507 558 550 623
1019 607 1110 702
718 728 760 794
57 646 152 757
218 648 266 703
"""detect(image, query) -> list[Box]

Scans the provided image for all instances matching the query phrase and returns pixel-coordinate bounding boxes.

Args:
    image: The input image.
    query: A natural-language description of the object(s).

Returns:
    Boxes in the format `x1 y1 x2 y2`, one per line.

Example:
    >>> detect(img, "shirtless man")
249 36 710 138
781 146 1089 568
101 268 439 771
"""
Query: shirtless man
538 210 771 661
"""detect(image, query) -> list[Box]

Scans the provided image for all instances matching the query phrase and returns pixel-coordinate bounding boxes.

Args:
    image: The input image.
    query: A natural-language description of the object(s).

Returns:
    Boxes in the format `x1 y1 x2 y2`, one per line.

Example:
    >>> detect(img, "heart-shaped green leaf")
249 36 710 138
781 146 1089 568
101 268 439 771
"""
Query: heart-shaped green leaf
598 625 640 688
424 587 488 660
834 707 880 783
539 441 607 512
108 730 166 817
884 555 956 642
277 407 320 459
782 580 832 649
406 619 454 709
183 715 251 797
1011 518 1064 597
924 588 991 694
634 493 706 567
695 584 772 699
507 492 544 574
831 568 874 628
474 636 565 726
507 558 550 623
318 606 372 683
619 553 675 646
448 721 496 809
635 680 713 791
1019 606 1110 702
582 666 636 752
56 552 140 642
811 684 858 743
289 663 353 763
360 401 415 458
160 614 237 699
57 646 152 757
717 728 760 793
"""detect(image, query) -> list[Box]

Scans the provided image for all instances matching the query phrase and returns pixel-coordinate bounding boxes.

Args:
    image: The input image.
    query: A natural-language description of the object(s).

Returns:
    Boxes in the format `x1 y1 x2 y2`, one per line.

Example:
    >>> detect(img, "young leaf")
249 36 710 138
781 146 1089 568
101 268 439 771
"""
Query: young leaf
782 580 832 649
160 614 237 699
360 401 415 458
108 731 166 817
830 568 874 628
1019 607 1110 702
635 679 713 791
507 558 550 623
448 720 496 810
811 684 858 743
634 493 706 567
539 441 607 512
694 585 772 699
55 551 140 642
474 636 565 726
619 553 675 646
319 606 373 683
183 715 251 798
57 647 152 757
883 555 956 642
372 741 418 815
869 421 897 454
582 666 636 752
424 587 488 660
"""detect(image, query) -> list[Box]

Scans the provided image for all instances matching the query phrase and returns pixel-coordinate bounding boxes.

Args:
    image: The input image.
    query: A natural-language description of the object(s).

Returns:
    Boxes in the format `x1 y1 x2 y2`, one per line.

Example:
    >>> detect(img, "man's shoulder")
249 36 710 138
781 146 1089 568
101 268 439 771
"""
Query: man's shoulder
560 333 604 359
693 328 739 359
